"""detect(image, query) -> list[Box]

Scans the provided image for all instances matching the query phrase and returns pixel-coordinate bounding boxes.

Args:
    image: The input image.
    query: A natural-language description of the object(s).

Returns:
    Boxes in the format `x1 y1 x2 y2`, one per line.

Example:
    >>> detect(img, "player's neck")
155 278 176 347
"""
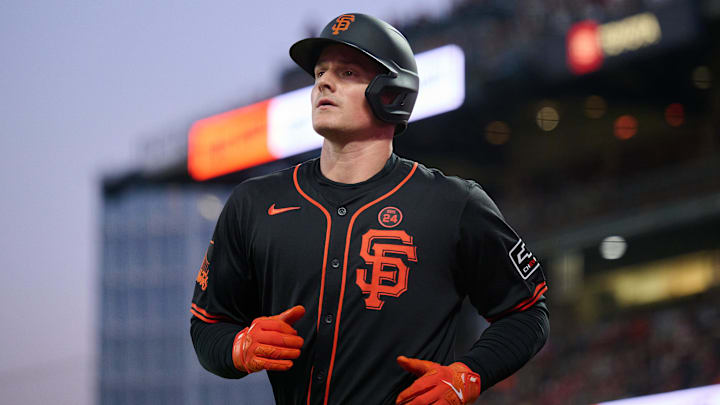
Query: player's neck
319 138 393 184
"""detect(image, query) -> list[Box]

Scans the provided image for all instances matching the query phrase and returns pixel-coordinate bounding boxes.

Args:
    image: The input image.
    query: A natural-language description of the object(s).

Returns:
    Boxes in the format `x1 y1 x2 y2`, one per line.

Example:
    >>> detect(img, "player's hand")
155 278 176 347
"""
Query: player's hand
232 305 305 373
396 356 481 405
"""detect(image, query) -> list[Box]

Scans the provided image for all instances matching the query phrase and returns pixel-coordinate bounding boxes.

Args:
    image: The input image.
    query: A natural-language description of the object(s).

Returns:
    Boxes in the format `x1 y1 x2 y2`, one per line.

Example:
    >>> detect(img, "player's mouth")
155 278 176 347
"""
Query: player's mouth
316 98 338 108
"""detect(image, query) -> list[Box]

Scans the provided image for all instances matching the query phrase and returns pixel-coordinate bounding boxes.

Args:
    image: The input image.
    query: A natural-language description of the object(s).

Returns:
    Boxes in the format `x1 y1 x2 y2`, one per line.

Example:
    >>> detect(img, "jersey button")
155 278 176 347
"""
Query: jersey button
330 258 340 269
324 314 334 324
337 206 347 216
315 369 326 382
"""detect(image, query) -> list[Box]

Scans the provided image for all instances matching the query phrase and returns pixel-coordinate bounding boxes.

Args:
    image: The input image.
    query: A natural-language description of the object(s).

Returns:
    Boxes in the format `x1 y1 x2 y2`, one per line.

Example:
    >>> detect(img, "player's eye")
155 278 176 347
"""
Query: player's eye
315 71 325 79
342 70 354 77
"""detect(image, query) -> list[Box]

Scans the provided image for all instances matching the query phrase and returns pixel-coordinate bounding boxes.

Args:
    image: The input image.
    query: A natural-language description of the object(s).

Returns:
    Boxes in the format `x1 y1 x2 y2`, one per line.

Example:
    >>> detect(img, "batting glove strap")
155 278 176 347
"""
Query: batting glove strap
447 362 482 402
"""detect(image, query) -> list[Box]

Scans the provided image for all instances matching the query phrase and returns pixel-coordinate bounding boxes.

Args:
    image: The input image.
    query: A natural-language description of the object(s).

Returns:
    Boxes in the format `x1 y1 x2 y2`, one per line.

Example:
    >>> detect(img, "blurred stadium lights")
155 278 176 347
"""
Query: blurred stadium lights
536 105 560 132
600 235 627 260
566 4 697 76
577 250 720 319
484 121 511 145
612 251 719 306
664 103 685 127
187 44 465 181
613 114 638 140
567 20 604 75
584 95 608 119
196 193 223 222
599 12 662 58
692 65 713 89
567 12 662 76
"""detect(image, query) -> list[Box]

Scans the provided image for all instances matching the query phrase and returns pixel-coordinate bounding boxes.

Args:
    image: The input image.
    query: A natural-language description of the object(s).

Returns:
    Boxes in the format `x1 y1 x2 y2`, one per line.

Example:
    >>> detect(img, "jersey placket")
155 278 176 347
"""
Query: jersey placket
310 202 352 403
294 161 418 404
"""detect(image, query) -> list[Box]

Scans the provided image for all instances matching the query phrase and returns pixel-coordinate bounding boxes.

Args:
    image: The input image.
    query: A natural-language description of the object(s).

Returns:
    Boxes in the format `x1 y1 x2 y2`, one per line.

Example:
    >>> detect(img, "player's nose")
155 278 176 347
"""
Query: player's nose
315 72 335 92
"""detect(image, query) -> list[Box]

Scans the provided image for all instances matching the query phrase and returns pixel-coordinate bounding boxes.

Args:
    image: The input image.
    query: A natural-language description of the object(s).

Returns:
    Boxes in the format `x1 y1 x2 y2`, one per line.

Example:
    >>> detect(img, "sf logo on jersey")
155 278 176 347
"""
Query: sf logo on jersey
355 229 418 310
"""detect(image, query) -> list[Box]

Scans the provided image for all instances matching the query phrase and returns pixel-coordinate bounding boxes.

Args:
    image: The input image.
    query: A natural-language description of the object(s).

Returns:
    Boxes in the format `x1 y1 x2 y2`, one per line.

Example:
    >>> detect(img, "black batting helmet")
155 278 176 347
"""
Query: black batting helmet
289 13 419 135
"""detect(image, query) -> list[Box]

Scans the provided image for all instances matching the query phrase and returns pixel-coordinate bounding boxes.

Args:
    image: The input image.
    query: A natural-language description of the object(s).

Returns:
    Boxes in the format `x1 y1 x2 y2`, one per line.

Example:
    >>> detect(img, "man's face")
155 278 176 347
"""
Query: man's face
311 44 389 139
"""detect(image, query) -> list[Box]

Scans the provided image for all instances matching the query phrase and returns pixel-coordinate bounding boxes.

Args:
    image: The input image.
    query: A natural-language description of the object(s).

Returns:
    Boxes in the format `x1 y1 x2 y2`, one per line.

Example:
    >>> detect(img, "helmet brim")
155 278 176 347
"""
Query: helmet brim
289 37 392 78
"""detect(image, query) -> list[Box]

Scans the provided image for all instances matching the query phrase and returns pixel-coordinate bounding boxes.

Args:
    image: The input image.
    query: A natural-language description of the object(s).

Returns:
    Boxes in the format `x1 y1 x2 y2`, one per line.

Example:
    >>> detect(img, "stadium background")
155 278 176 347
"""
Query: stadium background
2 0 719 404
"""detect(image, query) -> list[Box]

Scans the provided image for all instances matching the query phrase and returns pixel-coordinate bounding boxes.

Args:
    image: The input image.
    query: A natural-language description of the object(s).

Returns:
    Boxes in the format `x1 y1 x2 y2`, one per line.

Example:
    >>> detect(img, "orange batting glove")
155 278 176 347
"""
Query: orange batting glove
396 356 481 405
232 305 305 373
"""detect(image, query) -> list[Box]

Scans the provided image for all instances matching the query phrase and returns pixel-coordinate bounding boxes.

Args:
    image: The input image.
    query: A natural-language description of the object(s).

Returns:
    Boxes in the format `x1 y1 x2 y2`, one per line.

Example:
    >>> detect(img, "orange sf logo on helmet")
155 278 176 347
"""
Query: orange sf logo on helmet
331 14 355 35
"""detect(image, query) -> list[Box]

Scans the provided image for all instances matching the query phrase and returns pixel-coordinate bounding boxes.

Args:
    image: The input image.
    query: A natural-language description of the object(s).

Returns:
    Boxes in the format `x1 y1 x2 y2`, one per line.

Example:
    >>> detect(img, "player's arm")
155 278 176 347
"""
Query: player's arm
457 299 549 391
395 304 548 404
455 183 549 392
396 184 549 404
190 317 246 378
189 187 305 378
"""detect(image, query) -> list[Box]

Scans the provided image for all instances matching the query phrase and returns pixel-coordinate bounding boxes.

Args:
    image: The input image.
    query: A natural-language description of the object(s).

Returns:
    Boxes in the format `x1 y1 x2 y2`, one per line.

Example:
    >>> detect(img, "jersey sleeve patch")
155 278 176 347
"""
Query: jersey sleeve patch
508 239 540 280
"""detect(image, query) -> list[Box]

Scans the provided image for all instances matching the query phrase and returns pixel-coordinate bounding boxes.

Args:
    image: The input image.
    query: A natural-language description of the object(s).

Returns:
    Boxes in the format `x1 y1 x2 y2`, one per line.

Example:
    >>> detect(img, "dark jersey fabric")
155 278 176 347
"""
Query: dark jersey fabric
190 154 549 404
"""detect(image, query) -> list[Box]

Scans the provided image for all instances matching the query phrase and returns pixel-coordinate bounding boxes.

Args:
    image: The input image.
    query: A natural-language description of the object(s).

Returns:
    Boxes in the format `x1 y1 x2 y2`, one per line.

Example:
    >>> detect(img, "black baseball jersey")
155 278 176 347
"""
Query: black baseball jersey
190 154 547 405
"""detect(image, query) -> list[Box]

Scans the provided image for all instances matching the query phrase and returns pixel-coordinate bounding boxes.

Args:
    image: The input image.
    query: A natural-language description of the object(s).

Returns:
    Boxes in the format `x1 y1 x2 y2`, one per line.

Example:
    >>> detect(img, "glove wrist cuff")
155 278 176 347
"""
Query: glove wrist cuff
450 361 482 398
232 327 251 373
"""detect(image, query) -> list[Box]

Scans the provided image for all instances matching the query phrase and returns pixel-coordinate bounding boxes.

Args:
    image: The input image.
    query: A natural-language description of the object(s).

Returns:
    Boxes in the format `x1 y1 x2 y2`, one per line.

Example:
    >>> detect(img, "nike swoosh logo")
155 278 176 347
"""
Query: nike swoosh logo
268 204 301 216
441 380 463 401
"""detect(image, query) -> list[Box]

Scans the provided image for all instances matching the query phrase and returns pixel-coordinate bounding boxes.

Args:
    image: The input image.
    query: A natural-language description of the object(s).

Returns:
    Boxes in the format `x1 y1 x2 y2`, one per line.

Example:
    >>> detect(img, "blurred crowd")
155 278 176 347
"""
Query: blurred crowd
500 153 720 242
480 290 720 404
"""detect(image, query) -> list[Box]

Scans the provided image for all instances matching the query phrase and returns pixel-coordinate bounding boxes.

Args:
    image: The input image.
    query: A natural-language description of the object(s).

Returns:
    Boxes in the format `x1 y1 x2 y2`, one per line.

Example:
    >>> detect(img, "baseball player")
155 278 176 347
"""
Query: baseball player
190 13 549 405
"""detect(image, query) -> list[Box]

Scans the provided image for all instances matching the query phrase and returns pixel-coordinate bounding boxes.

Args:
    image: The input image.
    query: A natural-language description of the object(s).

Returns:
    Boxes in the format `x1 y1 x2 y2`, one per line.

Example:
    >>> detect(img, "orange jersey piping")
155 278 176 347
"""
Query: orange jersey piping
190 303 229 323
293 163 332 404
306 367 314 405
293 163 332 331
486 281 548 323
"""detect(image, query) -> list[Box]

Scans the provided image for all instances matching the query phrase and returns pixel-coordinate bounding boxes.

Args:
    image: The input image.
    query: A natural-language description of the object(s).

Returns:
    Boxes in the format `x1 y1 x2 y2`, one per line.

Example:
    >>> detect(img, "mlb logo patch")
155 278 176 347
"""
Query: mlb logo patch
509 239 540 280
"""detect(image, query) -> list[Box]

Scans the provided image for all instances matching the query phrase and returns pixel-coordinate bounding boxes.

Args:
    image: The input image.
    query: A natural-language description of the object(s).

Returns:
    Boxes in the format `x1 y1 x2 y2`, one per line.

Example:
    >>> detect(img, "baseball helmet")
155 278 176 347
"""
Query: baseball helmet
289 13 419 135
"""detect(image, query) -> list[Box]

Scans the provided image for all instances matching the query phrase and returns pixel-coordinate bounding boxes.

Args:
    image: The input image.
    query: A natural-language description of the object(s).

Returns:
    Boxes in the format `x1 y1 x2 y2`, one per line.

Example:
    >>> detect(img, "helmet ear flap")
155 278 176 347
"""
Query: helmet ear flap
365 68 419 135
